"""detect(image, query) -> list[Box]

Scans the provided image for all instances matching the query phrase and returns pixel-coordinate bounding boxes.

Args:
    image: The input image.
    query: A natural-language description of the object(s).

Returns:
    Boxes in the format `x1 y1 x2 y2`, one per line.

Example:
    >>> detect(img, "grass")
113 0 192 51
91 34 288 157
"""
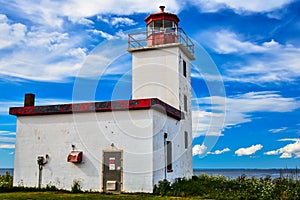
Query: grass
3 171 300 199
0 192 203 200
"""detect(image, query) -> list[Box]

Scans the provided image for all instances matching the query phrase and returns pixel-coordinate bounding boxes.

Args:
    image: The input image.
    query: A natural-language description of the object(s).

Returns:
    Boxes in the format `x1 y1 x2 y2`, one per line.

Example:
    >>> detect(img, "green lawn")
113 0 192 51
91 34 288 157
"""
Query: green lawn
0 192 205 200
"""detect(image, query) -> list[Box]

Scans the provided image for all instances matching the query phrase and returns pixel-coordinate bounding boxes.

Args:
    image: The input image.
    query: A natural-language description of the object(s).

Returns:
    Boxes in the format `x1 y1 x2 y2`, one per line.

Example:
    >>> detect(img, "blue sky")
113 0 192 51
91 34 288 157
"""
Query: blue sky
0 0 300 169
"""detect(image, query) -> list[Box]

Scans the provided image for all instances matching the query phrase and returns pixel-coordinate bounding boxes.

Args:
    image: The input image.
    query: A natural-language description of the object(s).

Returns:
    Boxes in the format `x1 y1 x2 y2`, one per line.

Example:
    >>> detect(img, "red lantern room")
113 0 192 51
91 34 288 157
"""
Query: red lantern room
128 6 194 59
145 6 180 46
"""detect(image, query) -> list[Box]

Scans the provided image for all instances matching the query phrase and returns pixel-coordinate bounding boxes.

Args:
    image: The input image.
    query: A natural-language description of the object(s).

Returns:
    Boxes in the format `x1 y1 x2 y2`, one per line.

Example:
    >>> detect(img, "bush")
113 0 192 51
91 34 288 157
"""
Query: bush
0 171 13 191
44 184 59 191
71 179 82 193
154 174 300 199
153 179 171 196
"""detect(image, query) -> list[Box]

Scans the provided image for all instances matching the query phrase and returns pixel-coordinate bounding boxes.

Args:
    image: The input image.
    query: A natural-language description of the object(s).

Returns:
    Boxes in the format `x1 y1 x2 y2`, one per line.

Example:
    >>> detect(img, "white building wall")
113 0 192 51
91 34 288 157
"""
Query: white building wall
13 108 187 192
13 110 155 192
152 109 193 185
177 48 193 179
131 45 193 185
131 46 180 109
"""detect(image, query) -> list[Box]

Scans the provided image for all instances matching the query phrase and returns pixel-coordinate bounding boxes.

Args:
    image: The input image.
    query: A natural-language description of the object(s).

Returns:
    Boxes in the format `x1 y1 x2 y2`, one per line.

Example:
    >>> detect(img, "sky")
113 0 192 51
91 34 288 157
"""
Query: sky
0 0 300 169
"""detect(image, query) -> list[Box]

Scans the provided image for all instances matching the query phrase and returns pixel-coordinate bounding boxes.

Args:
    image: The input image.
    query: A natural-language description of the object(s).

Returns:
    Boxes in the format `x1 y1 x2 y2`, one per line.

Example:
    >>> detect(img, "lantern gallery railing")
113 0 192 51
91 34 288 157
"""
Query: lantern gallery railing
128 27 194 57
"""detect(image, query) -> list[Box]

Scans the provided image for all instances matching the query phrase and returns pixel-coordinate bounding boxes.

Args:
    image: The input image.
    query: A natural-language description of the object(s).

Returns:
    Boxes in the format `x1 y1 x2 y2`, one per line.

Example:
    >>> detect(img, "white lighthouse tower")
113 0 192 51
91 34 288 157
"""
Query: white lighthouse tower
10 6 195 193
128 5 195 179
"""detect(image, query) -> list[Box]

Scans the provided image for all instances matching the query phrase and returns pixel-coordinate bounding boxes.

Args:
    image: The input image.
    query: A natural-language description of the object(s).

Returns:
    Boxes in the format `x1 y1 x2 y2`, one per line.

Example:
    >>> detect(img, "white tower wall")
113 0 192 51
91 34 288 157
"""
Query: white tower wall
132 45 180 109
131 43 193 184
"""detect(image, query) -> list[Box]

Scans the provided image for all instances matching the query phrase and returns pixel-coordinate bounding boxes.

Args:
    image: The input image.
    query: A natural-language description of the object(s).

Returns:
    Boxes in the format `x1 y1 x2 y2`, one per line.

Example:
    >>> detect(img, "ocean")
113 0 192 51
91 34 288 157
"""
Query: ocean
0 168 13 176
194 168 300 179
1 168 299 179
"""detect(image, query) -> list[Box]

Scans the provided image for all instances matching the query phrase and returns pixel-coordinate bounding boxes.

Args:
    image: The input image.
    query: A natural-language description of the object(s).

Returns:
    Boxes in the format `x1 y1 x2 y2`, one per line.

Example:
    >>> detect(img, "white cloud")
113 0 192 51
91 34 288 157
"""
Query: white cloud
0 131 16 136
192 144 207 156
278 138 300 142
7 0 180 26
97 15 110 24
0 26 87 81
200 30 300 83
0 9 137 82
192 110 225 137
0 137 15 143
201 30 293 55
235 144 263 156
190 0 293 14
225 42 300 83
264 150 278 155
204 30 265 54
98 16 137 27
61 0 180 20
208 148 230 155
0 14 8 23
0 14 27 49
90 30 116 40
11 1 65 28
1 1 174 82
280 152 292 158
228 91 300 113
77 18 94 26
111 17 137 27
0 131 16 148
0 144 15 149
269 127 288 133
26 30 69 49
0 131 16 147
265 138 300 158
193 91 300 137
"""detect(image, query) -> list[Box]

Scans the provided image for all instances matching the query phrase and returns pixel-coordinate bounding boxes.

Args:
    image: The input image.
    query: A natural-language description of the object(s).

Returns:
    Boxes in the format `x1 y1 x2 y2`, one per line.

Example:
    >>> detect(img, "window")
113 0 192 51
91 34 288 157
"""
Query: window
183 60 187 77
147 21 154 36
184 132 188 149
184 95 187 112
164 20 175 28
166 141 172 172
154 20 163 32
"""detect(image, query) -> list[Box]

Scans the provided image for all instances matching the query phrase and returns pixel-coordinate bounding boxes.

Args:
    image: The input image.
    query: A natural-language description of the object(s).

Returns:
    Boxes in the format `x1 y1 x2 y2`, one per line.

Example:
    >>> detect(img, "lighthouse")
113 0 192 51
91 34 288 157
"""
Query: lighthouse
128 4 194 184
9 6 195 193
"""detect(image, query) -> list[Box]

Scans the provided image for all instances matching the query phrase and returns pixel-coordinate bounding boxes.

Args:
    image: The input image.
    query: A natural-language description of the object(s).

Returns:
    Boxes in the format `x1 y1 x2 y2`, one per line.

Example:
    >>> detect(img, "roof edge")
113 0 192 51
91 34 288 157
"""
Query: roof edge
9 98 182 120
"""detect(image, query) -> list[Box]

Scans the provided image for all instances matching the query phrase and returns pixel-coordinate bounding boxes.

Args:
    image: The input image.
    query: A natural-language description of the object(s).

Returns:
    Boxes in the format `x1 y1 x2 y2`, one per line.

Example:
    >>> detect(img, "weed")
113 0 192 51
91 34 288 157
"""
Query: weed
71 179 82 193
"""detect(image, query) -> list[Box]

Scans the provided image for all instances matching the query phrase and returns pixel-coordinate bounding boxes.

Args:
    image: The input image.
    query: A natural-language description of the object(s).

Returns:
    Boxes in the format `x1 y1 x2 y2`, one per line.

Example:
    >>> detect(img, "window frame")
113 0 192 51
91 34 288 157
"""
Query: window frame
184 131 188 149
183 60 187 77
184 95 187 112
166 141 173 172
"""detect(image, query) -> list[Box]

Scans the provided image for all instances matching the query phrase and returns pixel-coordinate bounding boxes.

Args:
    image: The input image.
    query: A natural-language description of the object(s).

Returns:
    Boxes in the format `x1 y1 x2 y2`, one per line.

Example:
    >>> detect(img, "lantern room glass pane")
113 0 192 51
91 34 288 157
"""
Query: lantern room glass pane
147 21 154 36
154 20 163 32
164 20 174 28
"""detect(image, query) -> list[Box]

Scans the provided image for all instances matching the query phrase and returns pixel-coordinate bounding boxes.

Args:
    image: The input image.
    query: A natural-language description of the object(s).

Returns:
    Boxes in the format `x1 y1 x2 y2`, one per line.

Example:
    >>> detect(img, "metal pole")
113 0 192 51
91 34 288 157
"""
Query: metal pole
164 135 167 180
38 165 42 189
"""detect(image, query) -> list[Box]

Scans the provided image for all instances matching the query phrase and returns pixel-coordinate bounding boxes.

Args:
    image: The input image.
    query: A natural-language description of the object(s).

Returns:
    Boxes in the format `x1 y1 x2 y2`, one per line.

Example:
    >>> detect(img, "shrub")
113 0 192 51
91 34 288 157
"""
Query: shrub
71 179 82 193
0 171 13 191
154 174 300 199
153 179 171 196
44 184 58 191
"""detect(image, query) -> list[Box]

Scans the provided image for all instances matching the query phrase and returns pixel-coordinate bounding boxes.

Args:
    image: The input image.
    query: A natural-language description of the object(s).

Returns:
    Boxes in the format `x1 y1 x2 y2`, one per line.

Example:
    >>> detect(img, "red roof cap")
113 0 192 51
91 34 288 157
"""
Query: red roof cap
145 6 180 25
